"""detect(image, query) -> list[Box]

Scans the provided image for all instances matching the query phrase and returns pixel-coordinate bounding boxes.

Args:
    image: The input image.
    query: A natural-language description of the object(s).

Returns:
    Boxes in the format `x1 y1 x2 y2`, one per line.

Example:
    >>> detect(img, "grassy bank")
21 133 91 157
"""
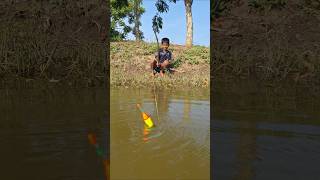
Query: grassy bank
110 41 210 88
0 1 107 87
0 24 106 87
212 37 320 85
212 0 320 86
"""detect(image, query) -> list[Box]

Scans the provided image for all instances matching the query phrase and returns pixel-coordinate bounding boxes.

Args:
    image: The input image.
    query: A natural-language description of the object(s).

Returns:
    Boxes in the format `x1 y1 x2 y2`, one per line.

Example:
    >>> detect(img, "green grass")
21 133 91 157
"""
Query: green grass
0 0 108 87
110 41 210 88
176 46 210 65
0 23 106 87
212 41 320 86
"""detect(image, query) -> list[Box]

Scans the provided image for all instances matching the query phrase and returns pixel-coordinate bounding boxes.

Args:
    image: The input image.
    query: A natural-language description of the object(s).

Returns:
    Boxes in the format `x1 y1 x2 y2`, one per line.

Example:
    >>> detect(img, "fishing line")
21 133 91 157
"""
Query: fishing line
152 22 160 123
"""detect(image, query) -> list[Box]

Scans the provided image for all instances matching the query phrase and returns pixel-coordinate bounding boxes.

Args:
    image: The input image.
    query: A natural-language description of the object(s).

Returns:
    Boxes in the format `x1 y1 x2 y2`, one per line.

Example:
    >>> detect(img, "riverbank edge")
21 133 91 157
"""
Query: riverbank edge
110 41 210 88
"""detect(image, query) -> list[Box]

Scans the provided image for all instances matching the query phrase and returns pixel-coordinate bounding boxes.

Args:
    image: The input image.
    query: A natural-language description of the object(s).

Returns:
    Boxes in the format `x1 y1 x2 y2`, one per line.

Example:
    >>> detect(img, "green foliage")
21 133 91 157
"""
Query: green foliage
152 15 163 34
156 0 169 13
179 46 210 65
171 58 182 68
112 0 129 8
152 0 176 35
155 0 177 13
128 0 145 40
111 0 132 40
212 0 234 18
111 0 145 41
248 0 287 10
145 43 158 54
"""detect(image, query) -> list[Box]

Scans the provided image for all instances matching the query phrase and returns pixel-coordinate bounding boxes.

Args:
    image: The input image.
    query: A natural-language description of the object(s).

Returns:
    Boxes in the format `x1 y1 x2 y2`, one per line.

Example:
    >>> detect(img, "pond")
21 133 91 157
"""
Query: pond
213 81 320 180
110 88 210 180
0 85 108 180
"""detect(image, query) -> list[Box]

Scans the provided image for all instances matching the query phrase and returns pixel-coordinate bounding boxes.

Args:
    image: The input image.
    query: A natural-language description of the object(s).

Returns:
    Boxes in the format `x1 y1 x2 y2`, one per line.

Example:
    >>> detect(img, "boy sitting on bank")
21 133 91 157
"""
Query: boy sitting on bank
150 37 172 77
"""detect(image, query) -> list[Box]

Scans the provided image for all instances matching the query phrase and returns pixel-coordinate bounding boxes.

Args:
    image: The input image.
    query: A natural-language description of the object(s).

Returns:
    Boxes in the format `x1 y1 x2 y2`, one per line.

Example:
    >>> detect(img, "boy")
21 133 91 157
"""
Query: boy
150 37 172 77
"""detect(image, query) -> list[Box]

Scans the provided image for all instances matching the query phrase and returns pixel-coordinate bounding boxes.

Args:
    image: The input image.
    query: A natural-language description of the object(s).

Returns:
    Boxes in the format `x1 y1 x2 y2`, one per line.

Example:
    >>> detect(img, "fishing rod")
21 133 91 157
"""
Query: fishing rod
153 24 161 74
152 19 160 123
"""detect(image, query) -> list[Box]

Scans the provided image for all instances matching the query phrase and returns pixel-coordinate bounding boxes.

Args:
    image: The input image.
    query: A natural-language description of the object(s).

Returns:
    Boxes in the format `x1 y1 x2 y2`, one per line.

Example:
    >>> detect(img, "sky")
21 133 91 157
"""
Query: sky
126 0 210 47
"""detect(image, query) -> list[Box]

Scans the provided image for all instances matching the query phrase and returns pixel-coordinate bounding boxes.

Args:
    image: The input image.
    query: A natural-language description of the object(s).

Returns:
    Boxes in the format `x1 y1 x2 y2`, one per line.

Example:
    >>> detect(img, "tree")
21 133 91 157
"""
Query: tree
110 0 132 41
152 0 193 48
111 0 145 41
111 0 176 42
152 0 176 42
184 0 193 48
128 0 145 41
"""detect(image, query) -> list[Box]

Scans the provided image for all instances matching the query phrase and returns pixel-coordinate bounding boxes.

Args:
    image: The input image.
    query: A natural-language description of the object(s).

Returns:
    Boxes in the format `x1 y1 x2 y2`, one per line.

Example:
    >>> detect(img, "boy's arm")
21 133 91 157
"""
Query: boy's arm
166 51 173 62
154 51 160 66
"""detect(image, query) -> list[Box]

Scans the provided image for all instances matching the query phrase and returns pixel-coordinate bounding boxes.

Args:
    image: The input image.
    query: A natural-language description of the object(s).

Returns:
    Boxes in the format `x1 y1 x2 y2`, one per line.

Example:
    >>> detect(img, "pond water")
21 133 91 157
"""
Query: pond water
3 81 319 180
110 88 210 180
0 85 108 180
213 82 320 180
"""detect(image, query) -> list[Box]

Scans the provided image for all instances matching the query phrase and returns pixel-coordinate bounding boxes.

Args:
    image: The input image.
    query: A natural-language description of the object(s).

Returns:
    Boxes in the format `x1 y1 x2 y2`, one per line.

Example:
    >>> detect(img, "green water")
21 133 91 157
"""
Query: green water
0 85 108 180
110 88 210 180
213 81 320 180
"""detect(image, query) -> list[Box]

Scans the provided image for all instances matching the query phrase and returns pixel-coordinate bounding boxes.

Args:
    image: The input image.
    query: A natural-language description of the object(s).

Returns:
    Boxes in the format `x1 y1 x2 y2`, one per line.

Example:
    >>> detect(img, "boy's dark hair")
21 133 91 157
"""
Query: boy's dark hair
161 38 170 44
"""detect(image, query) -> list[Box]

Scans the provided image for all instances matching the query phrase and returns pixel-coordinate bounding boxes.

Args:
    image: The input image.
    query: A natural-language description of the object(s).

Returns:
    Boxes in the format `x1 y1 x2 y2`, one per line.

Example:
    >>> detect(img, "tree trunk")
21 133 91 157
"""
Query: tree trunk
134 0 142 41
184 0 193 48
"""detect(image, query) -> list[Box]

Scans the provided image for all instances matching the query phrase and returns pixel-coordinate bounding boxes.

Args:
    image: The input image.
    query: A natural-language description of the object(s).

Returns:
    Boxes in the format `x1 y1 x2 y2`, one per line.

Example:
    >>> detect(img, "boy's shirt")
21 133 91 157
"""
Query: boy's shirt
155 49 172 63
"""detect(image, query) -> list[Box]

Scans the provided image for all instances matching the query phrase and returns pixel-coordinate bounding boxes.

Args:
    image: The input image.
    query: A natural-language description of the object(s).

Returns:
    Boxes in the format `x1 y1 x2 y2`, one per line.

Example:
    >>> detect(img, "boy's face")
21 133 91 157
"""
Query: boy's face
161 42 169 50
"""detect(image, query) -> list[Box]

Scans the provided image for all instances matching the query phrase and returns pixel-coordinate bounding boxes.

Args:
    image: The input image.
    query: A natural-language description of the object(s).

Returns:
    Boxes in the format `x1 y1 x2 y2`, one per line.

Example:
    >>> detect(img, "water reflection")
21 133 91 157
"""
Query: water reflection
142 126 162 143
183 99 191 123
213 82 320 179
0 86 108 180
87 133 110 180
235 121 257 180
155 88 170 118
111 88 210 180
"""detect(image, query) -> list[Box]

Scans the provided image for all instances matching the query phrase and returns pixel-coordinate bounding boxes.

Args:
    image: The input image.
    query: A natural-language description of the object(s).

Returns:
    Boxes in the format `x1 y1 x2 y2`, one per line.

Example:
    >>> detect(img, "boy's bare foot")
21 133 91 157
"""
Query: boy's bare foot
160 71 164 77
